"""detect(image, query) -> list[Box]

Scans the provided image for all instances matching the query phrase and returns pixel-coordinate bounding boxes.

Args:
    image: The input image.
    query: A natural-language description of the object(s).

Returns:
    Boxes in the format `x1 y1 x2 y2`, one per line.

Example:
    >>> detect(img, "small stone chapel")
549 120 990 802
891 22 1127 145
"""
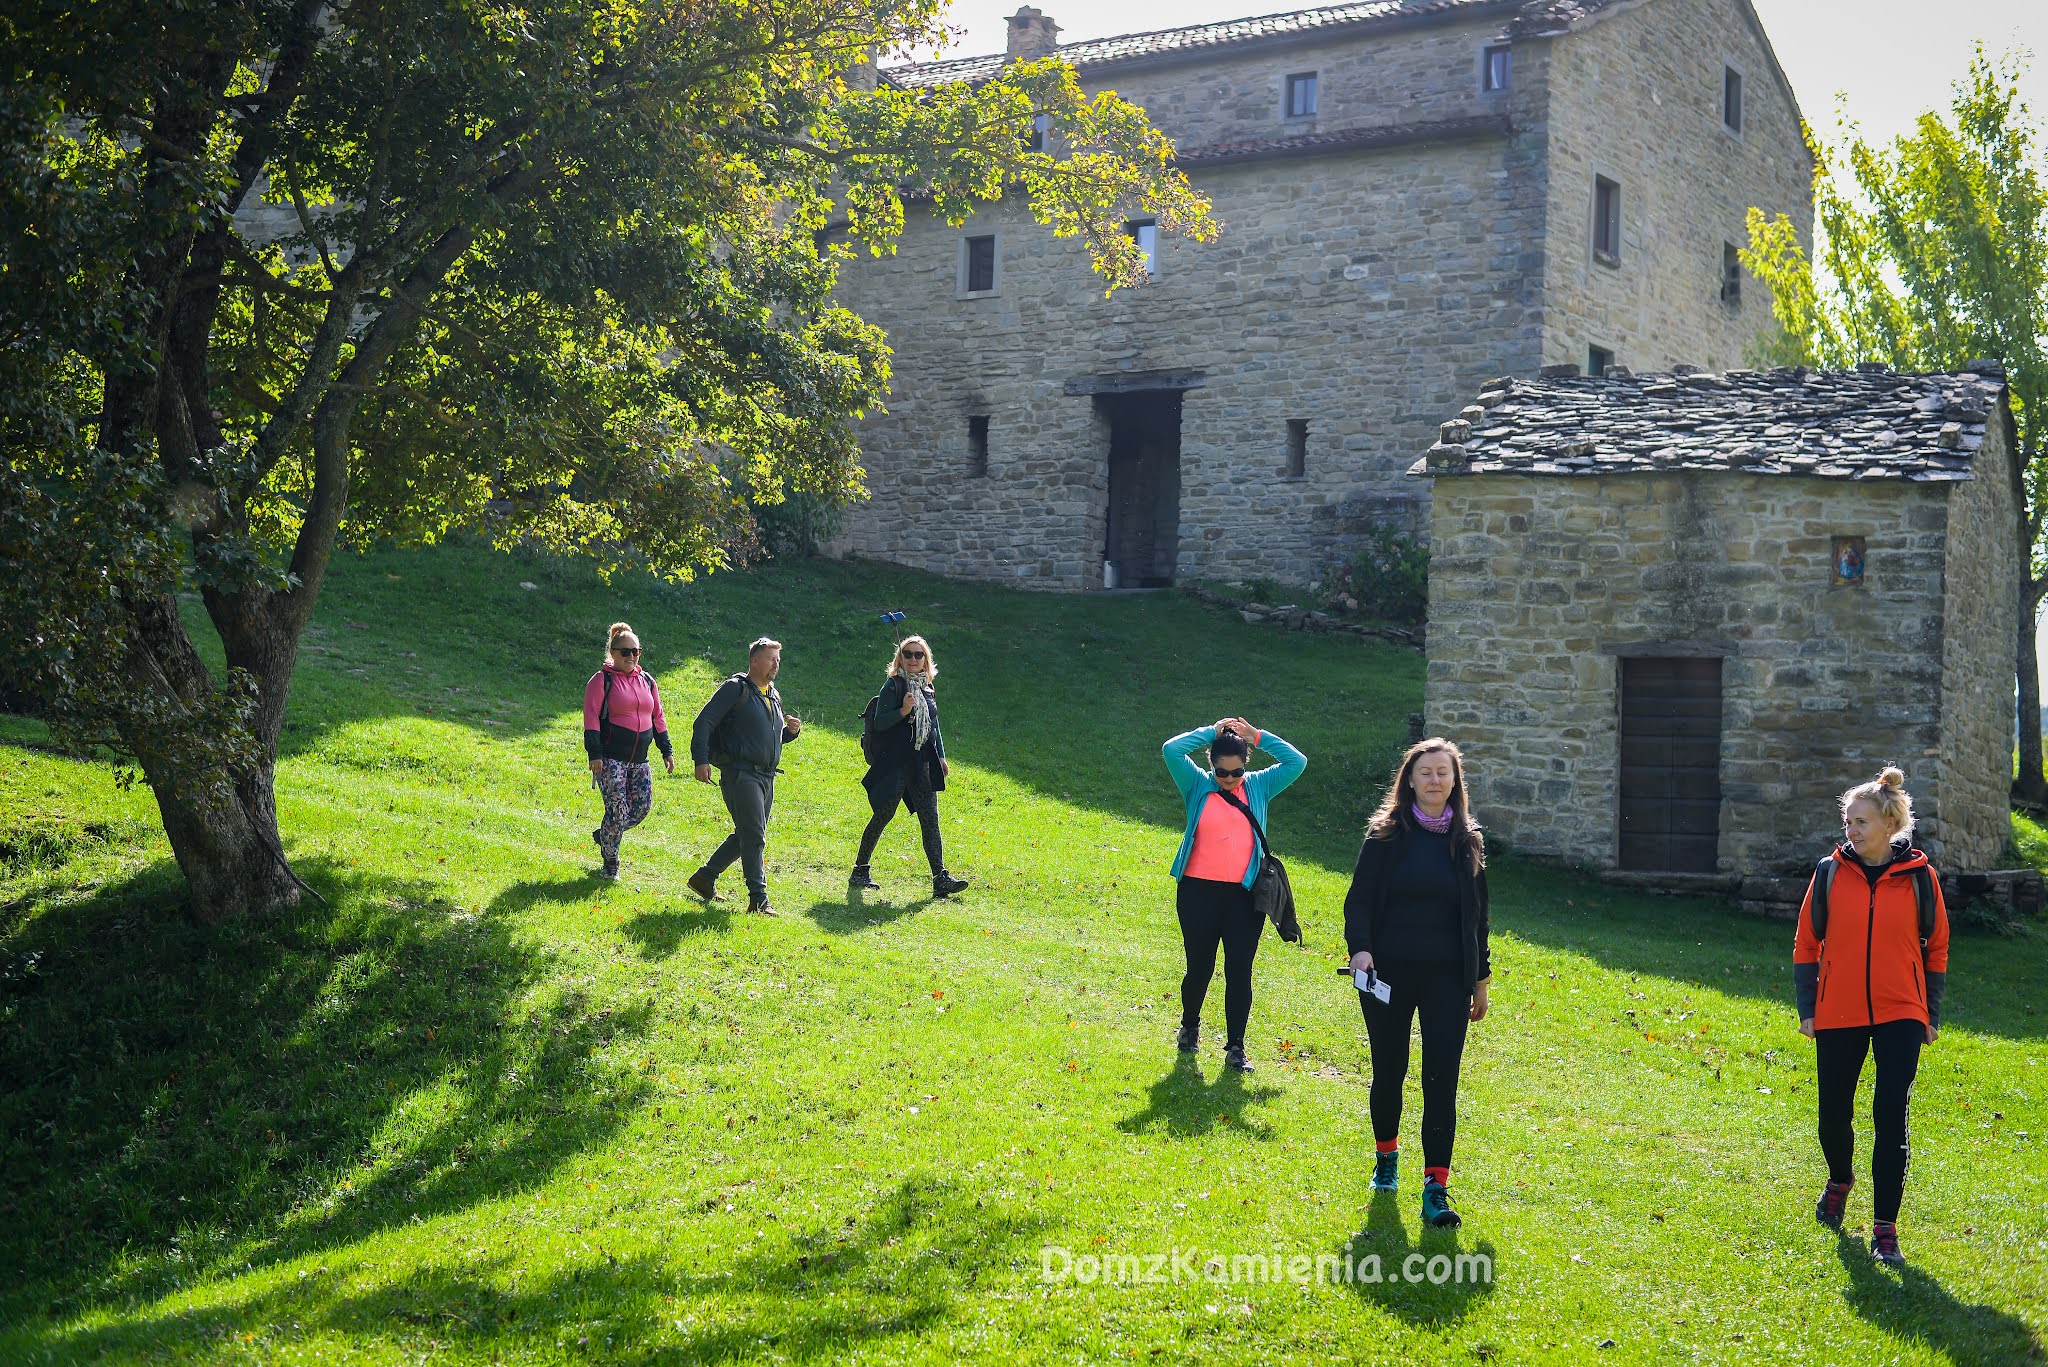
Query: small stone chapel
1413 362 2019 887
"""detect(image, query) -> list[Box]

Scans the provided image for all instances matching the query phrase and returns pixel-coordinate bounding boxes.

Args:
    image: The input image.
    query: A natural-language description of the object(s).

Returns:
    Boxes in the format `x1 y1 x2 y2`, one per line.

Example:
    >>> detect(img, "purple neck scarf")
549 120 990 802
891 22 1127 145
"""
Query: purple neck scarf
1411 802 1454 834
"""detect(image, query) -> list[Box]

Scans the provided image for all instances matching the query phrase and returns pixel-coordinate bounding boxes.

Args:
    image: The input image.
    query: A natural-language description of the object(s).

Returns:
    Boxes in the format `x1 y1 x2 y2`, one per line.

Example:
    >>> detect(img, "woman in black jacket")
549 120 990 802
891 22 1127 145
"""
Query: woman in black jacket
1344 737 1492 1229
849 636 968 899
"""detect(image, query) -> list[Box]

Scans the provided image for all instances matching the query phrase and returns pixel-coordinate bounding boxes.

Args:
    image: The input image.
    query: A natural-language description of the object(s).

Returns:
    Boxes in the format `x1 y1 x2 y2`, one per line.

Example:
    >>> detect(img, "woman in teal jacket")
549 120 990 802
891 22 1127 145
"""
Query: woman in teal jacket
1161 717 1307 1071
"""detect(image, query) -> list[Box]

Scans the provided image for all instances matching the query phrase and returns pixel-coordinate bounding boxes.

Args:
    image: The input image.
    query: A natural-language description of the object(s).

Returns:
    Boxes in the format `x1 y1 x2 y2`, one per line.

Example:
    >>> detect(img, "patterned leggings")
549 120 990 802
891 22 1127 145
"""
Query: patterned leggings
596 760 653 858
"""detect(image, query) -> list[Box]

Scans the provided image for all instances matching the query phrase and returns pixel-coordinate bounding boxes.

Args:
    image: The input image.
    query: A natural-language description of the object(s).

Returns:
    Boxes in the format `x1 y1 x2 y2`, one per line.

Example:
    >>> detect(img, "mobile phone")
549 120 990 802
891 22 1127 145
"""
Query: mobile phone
1339 966 1392 1003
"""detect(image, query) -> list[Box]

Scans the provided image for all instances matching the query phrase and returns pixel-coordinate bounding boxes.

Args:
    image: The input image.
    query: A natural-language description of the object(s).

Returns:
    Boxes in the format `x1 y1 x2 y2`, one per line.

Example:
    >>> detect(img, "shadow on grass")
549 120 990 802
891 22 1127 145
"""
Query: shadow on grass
803 888 937 934
1116 1053 1282 1141
1494 860 2048 1043
618 905 732 957
0 856 651 1325
1332 1188 1500 1328
1830 1231 2045 1365
31 1175 1046 1363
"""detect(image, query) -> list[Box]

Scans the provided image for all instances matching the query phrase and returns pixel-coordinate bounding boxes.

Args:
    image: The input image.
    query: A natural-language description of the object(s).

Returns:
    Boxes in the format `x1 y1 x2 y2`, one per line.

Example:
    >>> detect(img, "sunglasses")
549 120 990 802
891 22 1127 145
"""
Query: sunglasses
613 646 641 656
1213 766 1246 779
900 649 926 659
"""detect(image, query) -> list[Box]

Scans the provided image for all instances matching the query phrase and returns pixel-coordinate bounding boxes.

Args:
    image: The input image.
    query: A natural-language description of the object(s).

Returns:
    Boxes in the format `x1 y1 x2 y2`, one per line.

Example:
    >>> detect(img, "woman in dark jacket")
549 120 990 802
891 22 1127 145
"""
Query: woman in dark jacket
1344 737 1491 1229
849 636 968 898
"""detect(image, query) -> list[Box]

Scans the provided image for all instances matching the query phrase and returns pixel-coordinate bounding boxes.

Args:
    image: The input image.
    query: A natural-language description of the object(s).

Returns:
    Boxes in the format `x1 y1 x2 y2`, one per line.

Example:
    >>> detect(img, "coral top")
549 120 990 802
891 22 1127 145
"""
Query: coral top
1184 791 1257 883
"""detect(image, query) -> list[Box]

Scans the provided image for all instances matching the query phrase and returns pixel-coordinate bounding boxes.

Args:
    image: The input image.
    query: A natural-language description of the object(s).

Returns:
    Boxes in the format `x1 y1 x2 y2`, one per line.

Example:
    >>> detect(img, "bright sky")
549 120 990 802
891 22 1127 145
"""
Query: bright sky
916 0 2047 149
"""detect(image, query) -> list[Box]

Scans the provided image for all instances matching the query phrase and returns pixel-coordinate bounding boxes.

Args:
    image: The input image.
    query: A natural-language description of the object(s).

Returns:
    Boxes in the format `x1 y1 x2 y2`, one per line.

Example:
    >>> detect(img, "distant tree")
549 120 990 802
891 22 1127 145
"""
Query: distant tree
0 0 1215 920
1742 51 2048 805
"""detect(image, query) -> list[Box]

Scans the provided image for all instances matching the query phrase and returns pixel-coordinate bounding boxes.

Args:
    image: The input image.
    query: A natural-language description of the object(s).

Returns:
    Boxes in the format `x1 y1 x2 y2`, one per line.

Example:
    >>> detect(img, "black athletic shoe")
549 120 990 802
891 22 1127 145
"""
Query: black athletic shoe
1815 1179 1852 1230
849 865 880 892
1175 1025 1199 1053
1222 1044 1254 1073
687 871 722 902
932 871 969 898
1871 1224 1905 1268
1422 1178 1462 1229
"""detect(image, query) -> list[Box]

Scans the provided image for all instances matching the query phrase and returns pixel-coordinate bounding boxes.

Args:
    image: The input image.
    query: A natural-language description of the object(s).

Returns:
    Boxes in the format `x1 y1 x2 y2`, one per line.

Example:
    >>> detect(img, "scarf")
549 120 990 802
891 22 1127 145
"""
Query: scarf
1411 802 1454 834
901 671 935 750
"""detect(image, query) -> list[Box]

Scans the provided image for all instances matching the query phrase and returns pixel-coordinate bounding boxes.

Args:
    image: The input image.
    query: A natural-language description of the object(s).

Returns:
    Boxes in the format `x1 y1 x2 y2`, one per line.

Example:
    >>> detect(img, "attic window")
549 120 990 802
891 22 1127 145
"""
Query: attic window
1723 65 1744 133
1588 345 1615 377
1024 112 1051 152
1482 44 1511 93
1285 72 1318 119
963 234 996 294
1125 218 1157 275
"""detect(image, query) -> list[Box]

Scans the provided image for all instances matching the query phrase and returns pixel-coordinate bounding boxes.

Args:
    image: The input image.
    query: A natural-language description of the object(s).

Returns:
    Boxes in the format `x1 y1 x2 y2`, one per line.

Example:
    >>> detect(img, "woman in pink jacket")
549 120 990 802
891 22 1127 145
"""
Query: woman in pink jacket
583 621 674 879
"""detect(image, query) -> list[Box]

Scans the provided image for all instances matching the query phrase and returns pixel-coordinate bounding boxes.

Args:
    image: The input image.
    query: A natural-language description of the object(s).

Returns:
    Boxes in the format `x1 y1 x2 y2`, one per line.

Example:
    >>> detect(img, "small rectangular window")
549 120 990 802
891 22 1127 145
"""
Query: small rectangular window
1482 45 1511 92
964 234 996 293
1588 345 1615 377
1722 242 1742 303
1285 72 1318 119
1723 66 1744 133
968 415 990 477
1024 112 1050 152
1285 419 1308 478
1593 176 1621 261
1125 218 1157 275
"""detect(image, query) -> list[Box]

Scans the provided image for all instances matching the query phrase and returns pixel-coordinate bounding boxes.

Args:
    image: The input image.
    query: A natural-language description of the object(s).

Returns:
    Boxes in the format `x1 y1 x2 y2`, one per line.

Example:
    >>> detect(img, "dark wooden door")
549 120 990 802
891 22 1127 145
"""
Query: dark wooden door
1101 390 1181 587
1618 657 1723 872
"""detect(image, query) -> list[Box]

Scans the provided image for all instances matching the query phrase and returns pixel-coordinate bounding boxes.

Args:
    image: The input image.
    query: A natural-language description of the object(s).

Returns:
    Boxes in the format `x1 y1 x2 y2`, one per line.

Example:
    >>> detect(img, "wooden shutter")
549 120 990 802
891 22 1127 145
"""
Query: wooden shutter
1618 656 1723 872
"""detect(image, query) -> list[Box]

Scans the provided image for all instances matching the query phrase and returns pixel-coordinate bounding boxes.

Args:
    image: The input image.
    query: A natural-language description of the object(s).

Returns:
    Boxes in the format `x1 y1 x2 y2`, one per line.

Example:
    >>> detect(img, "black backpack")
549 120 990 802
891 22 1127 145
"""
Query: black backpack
857 689 886 764
1808 854 1937 949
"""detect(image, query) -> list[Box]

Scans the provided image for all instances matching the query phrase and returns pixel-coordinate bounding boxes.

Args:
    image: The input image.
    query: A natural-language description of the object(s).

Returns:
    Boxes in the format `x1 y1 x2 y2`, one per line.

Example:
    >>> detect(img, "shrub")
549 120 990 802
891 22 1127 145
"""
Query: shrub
1330 526 1429 624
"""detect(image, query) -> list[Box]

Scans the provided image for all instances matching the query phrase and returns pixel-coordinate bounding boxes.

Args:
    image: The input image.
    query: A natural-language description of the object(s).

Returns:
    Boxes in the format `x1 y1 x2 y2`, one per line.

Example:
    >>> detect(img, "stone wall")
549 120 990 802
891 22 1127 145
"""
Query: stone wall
828 129 1548 588
1535 0 1814 374
1937 413 2021 869
1423 471 1970 873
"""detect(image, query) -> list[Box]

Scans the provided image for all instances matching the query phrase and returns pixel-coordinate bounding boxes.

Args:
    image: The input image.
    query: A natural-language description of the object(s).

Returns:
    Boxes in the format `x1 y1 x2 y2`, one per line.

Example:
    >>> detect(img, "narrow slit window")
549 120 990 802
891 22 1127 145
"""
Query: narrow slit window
964 234 996 293
1722 242 1742 303
1286 73 1318 119
1588 345 1615 377
1482 44 1511 92
968 415 990 477
1593 176 1621 260
1285 419 1308 477
1125 218 1157 275
1723 66 1744 133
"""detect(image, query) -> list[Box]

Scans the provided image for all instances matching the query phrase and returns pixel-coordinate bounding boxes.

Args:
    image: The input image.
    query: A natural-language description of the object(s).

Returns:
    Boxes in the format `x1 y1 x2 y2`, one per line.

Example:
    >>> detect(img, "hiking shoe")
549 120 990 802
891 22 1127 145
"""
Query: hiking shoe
745 897 778 917
1422 1178 1462 1229
1222 1044 1254 1073
1871 1224 1905 1268
932 871 969 898
849 865 880 892
1815 1179 1852 1230
1371 1150 1400 1193
686 870 722 902
1175 1024 1199 1053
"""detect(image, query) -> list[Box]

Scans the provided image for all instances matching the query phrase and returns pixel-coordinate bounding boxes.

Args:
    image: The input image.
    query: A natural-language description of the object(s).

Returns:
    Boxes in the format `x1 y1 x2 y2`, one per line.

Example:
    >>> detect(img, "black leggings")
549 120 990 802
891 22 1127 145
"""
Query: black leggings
1815 1018 1925 1223
1359 957 1472 1171
856 780 945 875
1176 876 1264 1050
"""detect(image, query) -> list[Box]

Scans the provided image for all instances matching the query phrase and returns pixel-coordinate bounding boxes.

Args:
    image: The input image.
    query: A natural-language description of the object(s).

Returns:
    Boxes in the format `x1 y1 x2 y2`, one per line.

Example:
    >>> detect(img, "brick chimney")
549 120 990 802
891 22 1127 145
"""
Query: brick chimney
1007 6 1060 59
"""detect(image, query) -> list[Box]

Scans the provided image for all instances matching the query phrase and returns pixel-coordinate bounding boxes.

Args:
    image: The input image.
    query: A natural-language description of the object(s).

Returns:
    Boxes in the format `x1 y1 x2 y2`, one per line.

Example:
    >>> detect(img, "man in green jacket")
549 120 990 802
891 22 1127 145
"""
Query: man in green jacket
687 637 801 914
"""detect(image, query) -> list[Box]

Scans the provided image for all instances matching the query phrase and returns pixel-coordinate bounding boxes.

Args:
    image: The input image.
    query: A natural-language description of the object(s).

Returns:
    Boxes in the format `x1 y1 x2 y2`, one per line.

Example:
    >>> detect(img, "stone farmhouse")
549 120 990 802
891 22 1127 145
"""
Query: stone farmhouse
1415 363 2019 880
827 0 1814 590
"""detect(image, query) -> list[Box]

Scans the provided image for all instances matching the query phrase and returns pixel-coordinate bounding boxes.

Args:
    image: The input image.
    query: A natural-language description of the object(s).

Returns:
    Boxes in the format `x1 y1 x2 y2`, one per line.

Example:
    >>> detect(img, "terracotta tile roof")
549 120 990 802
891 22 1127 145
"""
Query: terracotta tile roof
1176 113 1509 165
888 0 1529 88
1411 364 2011 481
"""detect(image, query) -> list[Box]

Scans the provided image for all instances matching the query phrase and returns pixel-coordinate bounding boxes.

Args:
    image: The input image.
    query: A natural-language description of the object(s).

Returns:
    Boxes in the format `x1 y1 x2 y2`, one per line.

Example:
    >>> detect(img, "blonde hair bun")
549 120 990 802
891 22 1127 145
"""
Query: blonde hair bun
1878 766 1906 790
609 621 634 641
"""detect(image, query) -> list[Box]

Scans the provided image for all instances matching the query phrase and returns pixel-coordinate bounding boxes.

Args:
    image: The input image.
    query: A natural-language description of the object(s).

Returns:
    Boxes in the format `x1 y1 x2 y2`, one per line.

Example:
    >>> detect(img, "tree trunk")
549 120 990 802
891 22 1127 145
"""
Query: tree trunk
2017 591 2048 808
144 751 302 923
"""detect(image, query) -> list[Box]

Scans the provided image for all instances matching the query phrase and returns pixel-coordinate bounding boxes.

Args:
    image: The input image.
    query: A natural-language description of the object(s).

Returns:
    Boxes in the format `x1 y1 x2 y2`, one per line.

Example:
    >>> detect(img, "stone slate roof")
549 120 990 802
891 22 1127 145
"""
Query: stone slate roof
1410 364 2011 482
887 0 1615 88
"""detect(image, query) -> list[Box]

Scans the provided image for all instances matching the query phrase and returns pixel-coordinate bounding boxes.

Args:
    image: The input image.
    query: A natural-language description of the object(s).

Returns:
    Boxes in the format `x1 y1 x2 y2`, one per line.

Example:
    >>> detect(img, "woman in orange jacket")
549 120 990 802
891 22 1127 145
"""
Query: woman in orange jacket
1793 767 1949 1269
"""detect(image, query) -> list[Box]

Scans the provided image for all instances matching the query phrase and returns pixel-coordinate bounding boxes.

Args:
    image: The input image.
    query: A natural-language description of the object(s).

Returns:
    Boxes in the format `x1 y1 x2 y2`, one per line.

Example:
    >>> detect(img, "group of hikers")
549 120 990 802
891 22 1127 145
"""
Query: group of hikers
581 623 1951 1269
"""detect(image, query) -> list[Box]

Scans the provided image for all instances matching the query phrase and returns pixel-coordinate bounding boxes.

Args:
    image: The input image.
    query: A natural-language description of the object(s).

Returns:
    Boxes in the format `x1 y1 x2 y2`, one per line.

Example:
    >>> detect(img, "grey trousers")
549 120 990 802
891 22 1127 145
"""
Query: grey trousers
699 767 775 900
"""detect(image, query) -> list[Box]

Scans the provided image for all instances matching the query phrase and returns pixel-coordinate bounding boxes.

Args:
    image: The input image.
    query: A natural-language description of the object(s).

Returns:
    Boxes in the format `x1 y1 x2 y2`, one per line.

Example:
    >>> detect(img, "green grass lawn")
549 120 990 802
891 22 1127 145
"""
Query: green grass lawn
1 545 2043 1365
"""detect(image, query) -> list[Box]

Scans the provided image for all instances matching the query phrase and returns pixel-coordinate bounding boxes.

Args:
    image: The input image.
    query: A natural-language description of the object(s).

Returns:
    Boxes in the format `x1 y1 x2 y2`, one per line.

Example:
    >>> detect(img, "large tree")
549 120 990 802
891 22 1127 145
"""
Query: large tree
1742 51 2048 803
0 0 1213 919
